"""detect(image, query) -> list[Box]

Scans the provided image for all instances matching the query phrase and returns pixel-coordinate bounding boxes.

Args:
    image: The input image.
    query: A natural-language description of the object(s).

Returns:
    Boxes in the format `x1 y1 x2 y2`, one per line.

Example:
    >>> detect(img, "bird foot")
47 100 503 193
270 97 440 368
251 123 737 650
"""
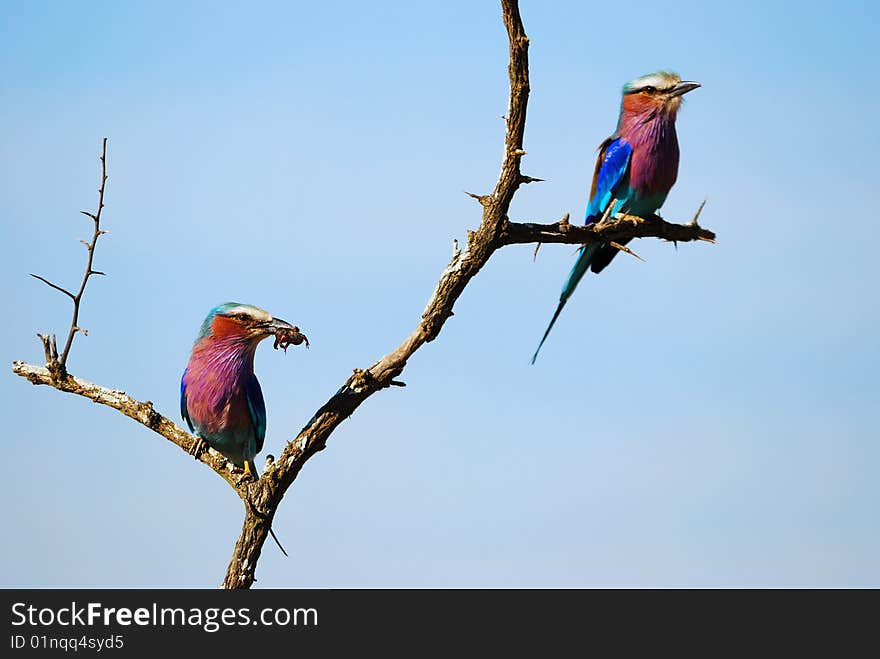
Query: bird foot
189 437 206 460
234 462 259 487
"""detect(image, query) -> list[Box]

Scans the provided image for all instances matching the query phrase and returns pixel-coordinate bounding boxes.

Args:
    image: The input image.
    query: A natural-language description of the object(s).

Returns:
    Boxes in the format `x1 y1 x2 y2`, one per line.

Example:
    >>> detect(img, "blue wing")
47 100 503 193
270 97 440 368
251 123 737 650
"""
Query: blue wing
180 369 194 433
586 136 632 223
244 375 267 455
561 136 632 295
530 136 632 364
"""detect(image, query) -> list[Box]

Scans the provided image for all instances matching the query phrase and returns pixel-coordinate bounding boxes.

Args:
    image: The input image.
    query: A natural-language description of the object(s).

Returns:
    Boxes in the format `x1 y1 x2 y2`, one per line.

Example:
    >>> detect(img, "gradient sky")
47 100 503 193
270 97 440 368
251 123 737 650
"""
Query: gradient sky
2 0 877 587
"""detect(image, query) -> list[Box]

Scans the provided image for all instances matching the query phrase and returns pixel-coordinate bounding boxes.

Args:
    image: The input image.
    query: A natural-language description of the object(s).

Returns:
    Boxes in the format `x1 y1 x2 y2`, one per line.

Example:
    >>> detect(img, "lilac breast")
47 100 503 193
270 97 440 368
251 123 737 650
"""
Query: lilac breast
622 112 680 199
183 339 256 436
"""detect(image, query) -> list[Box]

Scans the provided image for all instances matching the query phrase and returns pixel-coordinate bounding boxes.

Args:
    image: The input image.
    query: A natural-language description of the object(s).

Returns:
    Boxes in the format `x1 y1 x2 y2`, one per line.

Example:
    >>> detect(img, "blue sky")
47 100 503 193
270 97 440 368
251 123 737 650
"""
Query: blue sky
2 0 877 587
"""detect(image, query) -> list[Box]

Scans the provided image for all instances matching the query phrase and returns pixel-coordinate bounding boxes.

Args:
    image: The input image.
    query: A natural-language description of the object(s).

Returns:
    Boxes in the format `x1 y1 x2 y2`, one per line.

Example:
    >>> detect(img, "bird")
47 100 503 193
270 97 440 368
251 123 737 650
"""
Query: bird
531 71 700 363
180 302 308 480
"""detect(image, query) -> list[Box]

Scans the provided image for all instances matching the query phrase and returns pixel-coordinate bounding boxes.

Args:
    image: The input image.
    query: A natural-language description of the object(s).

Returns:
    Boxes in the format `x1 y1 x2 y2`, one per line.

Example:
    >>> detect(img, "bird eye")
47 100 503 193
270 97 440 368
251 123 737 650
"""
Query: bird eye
236 313 250 322
642 86 656 93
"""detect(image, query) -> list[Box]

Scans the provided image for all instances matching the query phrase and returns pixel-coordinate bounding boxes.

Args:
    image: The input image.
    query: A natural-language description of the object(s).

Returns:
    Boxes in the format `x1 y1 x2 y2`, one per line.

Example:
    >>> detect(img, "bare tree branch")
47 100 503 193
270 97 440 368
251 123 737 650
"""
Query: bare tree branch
12 0 715 589
11 361 245 492
16 139 251 495
218 0 539 590
30 137 109 375
28 274 76 300
500 209 716 246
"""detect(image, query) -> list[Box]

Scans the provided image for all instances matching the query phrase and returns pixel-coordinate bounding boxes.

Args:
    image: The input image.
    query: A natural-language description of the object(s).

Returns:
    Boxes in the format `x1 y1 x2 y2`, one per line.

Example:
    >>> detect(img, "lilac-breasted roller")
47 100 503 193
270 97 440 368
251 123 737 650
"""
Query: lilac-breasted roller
180 303 308 480
531 71 700 363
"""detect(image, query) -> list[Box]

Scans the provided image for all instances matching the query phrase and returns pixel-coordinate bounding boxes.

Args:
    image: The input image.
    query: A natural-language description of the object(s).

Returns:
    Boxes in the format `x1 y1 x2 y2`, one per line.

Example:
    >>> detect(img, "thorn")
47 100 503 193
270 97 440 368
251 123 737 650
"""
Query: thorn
608 241 646 262
513 149 527 156
533 242 542 261
464 190 487 204
80 240 90 248
389 380 406 387
559 213 570 229
690 199 707 226
90 270 106 276
98 230 109 236
519 174 544 184
80 211 97 220
73 326 88 336
599 199 618 225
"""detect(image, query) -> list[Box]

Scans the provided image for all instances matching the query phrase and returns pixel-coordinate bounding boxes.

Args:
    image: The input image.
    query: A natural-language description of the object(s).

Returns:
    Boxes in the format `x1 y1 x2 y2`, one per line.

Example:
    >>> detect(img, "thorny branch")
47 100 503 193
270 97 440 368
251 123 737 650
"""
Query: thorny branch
11 0 715 589
502 208 715 248
217 0 538 589
30 137 109 378
10 362 243 491
15 139 251 498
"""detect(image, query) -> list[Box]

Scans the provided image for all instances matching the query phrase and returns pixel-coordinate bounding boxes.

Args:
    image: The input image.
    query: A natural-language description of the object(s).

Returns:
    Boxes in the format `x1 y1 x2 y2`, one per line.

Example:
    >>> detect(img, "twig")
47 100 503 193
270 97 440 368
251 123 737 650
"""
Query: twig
31 138 109 372
11 361 244 492
29 275 75 300
499 212 716 246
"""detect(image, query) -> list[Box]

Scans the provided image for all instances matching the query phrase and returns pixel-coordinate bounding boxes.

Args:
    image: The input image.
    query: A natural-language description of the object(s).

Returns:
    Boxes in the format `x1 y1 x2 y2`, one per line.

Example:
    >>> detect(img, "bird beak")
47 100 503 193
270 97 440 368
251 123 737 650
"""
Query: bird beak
252 316 291 334
668 81 701 97
266 316 295 333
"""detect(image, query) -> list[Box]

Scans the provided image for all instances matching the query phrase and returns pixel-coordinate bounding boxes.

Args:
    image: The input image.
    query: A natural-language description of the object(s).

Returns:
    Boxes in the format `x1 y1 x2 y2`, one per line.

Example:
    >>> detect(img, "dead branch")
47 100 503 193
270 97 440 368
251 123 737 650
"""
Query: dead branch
17 139 250 495
216 0 537 588
500 210 716 247
30 138 109 376
11 361 244 492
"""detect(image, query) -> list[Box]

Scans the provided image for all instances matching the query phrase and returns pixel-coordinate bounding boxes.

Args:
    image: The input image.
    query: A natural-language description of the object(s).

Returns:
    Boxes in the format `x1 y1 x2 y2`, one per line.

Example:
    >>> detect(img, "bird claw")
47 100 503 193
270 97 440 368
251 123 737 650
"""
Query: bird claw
234 460 259 485
235 470 257 488
189 437 206 460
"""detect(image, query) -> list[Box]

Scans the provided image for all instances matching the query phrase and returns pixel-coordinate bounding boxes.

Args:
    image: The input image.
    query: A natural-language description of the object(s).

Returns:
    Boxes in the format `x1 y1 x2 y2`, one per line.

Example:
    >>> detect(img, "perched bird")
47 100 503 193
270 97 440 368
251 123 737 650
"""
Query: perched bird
531 71 700 363
180 302 308 479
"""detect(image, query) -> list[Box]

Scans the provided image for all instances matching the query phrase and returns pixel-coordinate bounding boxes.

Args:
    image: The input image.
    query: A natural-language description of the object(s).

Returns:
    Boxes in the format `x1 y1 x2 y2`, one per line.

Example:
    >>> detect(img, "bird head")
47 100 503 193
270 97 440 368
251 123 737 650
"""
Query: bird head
620 71 700 118
196 302 307 349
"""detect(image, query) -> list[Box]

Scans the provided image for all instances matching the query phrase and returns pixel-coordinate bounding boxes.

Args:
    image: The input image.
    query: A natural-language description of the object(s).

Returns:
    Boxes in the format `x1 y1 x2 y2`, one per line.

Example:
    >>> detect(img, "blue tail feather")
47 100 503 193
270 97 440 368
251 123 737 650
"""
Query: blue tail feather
531 243 602 364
